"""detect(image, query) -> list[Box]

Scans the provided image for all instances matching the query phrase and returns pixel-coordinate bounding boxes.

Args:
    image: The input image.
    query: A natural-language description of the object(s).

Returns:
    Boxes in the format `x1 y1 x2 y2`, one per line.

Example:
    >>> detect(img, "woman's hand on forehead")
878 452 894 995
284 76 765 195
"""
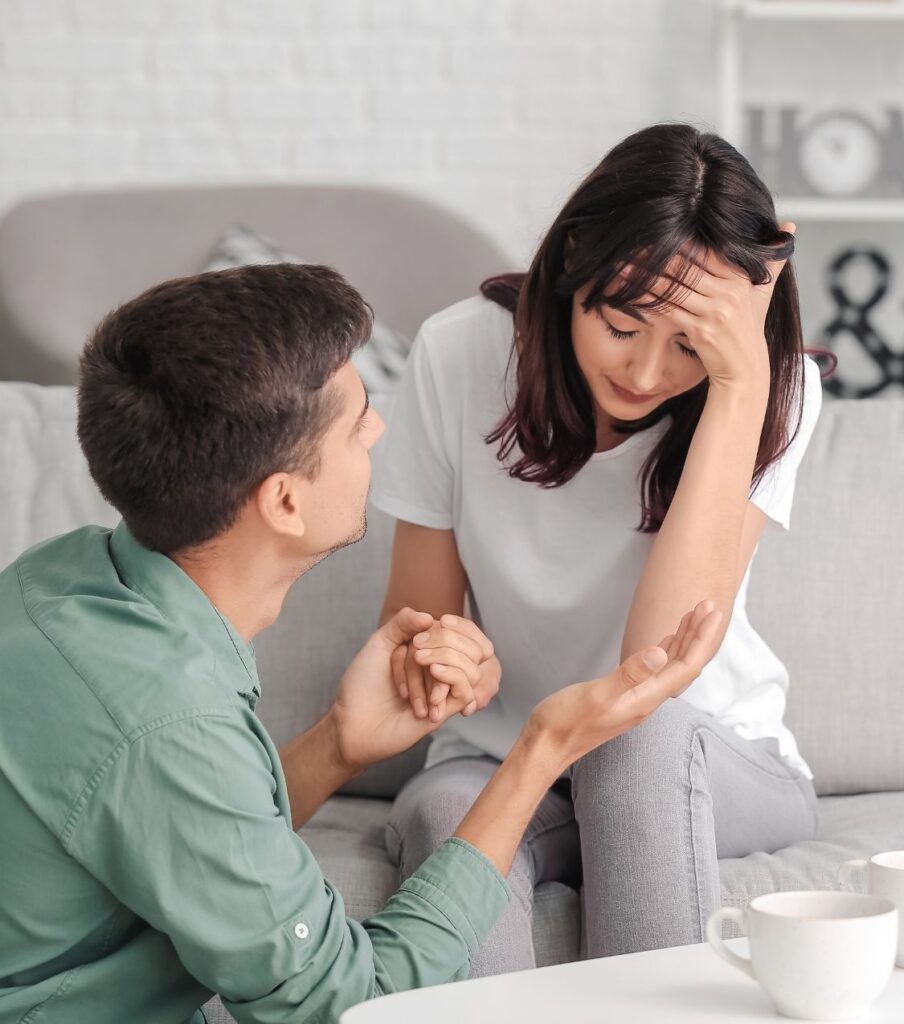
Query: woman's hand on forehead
618 229 794 312
612 223 796 390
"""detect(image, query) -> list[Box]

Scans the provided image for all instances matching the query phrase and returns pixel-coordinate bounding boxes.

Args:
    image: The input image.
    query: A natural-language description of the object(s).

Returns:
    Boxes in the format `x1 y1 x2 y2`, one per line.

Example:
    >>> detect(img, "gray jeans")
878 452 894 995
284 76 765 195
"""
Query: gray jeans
385 698 819 977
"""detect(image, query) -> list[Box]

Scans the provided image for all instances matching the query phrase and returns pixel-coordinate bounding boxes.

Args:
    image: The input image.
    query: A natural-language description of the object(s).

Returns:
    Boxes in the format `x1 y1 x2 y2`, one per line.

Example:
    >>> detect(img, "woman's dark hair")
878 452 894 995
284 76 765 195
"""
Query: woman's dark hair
483 122 809 532
78 263 371 553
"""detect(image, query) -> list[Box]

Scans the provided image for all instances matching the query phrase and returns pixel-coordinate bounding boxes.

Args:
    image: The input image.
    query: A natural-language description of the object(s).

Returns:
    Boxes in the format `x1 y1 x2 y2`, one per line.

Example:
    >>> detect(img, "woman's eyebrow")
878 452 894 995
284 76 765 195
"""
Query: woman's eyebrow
615 304 650 325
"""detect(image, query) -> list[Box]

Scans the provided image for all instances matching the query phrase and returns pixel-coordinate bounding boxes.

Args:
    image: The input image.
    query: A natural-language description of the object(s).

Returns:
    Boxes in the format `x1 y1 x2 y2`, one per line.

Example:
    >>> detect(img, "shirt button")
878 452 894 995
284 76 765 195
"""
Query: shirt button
293 922 310 940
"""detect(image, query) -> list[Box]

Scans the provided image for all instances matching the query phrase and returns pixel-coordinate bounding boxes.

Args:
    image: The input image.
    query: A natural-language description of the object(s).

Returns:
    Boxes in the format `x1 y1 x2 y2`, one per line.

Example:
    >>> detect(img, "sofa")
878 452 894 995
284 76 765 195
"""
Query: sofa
2 186 903 1019
3 378 904 1021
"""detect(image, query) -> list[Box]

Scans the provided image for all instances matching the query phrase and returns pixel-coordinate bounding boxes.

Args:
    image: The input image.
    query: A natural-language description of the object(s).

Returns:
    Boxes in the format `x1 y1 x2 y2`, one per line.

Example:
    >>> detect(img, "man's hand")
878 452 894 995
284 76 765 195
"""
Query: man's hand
392 613 500 723
523 599 723 777
329 608 487 773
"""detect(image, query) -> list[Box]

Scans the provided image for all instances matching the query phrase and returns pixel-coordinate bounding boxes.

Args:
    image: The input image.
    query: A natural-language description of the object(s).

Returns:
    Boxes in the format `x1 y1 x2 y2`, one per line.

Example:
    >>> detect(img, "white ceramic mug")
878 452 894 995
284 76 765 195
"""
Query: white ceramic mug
706 890 898 1021
839 850 904 967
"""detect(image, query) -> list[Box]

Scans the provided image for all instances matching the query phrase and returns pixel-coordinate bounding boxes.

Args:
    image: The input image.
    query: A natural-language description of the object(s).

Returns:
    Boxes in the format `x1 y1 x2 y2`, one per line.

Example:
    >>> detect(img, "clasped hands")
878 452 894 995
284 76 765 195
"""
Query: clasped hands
392 614 500 723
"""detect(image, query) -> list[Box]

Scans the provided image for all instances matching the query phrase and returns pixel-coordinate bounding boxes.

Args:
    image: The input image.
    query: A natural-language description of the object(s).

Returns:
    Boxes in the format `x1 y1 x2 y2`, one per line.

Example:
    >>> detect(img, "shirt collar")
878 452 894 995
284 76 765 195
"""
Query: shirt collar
109 521 261 708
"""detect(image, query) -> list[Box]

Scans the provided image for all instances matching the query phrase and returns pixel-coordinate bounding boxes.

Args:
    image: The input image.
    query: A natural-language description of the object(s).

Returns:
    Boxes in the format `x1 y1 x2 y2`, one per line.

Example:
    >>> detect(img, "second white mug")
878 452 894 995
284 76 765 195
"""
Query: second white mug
706 890 897 1020
839 850 904 967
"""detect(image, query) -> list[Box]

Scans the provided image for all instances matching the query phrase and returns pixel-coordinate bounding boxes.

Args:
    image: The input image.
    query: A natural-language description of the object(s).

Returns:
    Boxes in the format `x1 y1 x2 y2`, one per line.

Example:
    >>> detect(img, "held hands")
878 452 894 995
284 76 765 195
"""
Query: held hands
330 608 498 773
332 598 720 778
392 613 501 723
628 223 795 394
524 599 723 776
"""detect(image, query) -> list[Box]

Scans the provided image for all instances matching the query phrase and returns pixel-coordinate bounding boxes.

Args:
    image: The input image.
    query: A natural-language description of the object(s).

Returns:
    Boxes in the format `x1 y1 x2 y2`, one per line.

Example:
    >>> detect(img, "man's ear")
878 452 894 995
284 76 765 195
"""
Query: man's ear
253 472 306 539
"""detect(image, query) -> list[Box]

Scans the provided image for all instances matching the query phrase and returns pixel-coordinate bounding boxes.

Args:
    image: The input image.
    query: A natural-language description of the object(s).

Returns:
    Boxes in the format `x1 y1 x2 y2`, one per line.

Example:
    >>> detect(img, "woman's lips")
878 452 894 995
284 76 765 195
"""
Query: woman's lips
606 377 661 404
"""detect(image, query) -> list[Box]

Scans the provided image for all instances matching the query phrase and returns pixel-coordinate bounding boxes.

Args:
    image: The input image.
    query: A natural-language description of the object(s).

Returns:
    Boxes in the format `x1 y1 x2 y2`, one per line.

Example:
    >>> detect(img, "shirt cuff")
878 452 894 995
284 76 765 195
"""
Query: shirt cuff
397 837 511 956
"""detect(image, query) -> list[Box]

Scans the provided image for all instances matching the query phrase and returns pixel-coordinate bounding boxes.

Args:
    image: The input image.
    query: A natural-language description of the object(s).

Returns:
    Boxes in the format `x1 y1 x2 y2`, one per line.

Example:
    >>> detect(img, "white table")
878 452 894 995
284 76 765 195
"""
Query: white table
340 939 904 1023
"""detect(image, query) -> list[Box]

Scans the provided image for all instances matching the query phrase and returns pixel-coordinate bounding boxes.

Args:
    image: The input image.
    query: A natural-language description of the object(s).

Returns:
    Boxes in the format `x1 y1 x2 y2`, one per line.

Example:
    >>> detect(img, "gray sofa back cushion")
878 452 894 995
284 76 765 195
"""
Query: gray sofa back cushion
747 396 904 796
1 382 901 797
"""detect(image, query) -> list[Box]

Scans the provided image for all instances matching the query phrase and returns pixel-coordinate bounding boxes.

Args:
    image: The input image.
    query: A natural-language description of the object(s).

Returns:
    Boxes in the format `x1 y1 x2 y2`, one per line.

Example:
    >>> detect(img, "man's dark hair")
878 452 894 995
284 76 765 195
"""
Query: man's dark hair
78 263 371 553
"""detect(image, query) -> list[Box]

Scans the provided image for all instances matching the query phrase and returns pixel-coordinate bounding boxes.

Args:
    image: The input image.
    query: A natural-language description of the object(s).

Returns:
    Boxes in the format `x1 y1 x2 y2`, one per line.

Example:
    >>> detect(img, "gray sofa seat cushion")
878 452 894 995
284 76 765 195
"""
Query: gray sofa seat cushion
298 796 400 923
302 791 904 950
720 790 904 907
298 795 581 968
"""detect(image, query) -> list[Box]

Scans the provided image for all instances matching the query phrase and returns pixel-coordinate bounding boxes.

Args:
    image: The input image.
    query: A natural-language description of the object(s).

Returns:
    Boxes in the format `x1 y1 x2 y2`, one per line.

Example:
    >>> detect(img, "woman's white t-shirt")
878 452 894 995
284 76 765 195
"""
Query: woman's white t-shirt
370 296 823 778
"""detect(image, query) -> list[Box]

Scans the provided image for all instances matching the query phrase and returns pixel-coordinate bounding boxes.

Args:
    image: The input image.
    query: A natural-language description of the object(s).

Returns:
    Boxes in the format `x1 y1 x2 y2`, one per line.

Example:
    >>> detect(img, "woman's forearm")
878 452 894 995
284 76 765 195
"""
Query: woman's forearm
620 381 768 660
380 522 468 626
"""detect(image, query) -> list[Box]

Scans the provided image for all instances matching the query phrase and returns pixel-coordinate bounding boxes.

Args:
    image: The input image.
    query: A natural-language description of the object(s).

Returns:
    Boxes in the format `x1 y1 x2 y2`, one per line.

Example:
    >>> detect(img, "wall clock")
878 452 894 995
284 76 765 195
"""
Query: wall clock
798 110 884 197
744 106 904 198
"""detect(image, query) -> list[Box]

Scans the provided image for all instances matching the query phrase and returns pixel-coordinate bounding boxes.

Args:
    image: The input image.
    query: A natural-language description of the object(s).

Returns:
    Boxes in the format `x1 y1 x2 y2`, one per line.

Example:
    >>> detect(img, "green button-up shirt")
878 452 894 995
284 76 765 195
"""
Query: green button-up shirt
0 524 510 1023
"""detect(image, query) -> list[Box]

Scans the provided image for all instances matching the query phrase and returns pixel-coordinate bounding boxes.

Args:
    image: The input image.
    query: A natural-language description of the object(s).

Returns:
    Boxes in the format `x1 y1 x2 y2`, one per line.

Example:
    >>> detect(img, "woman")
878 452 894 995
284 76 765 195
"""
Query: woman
370 123 822 975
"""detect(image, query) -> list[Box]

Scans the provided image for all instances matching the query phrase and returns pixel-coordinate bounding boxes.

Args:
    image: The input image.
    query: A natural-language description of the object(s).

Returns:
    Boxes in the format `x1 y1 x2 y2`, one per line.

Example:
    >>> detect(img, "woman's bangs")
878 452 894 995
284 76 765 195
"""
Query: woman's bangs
582 241 705 319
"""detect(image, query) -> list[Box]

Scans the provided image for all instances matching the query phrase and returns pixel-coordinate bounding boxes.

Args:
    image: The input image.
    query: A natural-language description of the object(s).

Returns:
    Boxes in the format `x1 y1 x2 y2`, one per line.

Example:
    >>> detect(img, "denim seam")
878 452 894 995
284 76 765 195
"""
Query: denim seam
685 721 815 941
685 730 708 943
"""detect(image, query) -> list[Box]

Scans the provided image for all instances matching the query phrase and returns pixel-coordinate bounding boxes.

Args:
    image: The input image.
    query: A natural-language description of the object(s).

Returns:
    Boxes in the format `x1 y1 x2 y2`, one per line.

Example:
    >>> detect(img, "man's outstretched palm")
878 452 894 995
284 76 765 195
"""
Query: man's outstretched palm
527 599 723 772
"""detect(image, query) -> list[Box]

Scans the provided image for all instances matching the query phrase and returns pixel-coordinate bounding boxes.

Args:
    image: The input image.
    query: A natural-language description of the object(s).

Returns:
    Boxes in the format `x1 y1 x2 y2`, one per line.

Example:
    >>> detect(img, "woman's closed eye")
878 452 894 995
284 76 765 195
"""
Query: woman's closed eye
603 317 699 359
606 322 637 340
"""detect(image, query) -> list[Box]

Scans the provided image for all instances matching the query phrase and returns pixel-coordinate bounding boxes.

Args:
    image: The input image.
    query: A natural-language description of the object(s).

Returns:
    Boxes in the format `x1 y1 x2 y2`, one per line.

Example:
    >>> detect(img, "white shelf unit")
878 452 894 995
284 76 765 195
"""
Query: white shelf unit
777 198 904 221
717 0 904 220
742 1 904 21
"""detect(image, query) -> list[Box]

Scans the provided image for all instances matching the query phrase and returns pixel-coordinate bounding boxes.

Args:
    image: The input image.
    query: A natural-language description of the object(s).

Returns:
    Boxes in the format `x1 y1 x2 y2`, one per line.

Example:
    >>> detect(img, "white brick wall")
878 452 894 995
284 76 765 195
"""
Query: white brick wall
0 0 717 263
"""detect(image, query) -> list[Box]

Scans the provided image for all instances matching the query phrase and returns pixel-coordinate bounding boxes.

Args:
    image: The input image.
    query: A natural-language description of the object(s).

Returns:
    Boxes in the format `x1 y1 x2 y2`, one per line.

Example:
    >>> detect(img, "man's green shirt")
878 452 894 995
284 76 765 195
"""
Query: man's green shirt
0 524 510 1023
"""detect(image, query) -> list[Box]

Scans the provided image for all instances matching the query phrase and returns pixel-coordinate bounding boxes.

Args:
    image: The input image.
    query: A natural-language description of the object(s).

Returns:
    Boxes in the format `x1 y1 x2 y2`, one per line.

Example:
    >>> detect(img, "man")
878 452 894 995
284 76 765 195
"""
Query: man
0 264 721 1024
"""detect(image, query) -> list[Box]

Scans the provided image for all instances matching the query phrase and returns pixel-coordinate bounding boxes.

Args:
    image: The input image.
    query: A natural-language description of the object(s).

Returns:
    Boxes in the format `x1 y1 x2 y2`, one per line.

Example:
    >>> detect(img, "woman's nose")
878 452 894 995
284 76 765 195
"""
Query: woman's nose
625 351 664 395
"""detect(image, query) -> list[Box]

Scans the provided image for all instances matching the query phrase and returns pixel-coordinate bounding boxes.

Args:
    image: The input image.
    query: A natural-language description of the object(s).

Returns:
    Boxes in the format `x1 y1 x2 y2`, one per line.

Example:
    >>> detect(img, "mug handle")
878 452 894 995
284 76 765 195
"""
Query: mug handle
705 907 754 979
838 858 869 891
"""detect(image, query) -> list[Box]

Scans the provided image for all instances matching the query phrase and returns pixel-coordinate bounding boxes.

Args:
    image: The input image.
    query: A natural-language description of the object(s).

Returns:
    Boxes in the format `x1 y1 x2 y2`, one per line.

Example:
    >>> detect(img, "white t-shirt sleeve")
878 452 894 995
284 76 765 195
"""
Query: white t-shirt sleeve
749 355 823 531
370 324 456 530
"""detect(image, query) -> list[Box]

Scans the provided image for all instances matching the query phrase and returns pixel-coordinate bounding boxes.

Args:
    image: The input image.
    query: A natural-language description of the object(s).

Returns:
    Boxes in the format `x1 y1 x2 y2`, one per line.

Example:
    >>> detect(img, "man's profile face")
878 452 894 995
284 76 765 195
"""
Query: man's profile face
296 361 385 559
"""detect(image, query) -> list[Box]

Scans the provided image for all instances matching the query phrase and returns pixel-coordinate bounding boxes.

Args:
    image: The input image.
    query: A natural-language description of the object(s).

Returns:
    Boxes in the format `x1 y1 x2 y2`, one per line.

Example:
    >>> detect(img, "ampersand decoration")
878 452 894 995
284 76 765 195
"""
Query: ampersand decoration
818 248 904 398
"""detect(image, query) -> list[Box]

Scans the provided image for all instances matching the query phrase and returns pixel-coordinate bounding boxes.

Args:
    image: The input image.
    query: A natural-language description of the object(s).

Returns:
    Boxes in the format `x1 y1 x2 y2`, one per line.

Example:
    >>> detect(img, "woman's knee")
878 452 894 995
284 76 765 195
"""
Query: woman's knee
390 787 475 846
572 697 703 791
386 760 497 865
